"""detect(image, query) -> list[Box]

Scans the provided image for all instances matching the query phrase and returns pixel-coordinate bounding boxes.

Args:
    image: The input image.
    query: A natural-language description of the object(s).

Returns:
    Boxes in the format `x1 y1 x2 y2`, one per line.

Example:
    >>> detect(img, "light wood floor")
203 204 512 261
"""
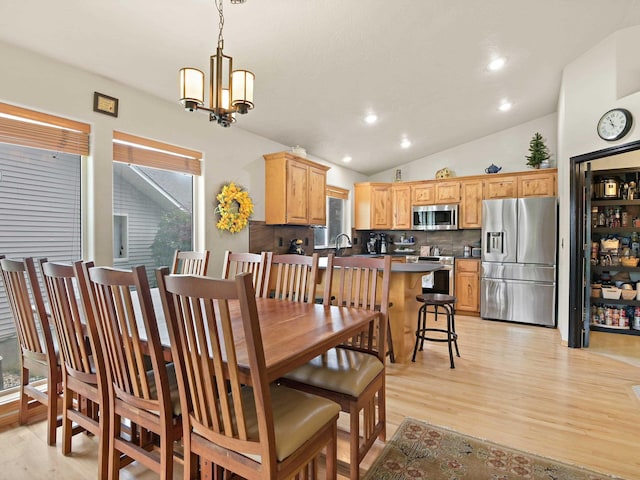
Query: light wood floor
1 315 639 479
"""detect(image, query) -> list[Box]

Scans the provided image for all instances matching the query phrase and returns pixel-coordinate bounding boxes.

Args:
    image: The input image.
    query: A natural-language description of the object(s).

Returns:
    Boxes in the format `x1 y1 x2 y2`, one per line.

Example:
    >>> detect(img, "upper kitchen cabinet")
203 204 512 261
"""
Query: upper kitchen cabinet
518 171 556 197
411 182 435 205
483 169 557 199
484 175 518 199
411 180 460 205
460 179 483 228
264 152 330 225
355 182 391 230
436 180 461 204
391 183 412 229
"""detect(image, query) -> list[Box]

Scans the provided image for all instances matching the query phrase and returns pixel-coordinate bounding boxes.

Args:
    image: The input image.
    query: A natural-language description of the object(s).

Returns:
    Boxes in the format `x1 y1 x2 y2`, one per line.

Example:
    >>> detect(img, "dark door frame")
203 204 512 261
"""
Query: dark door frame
569 140 640 347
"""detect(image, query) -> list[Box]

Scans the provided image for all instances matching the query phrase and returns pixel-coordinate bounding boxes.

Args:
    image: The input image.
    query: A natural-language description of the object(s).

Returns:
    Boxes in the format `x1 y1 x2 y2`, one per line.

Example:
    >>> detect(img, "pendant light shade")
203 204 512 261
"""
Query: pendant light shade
179 68 205 110
232 69 254 114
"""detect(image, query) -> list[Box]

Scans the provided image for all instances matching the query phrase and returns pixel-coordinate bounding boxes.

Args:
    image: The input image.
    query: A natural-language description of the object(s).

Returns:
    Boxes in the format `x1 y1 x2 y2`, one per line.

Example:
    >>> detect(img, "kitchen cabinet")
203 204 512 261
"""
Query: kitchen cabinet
391 183 412 229
518 171 556 197
436 181 460 204
411 182 435 205
586 167 640 338
460 179 483 229
355 182 392 230
455 258 480 315
264 152 330 225
483 175 518 199
411 180 459 205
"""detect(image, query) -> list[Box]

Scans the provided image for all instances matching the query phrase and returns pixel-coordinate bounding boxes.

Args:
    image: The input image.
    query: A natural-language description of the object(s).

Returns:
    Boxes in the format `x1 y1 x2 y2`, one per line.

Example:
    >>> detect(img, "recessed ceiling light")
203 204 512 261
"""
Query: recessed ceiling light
400 138 411 149
364 113 378 124
499 101 512 112
342 155 352 163
488 57 506 71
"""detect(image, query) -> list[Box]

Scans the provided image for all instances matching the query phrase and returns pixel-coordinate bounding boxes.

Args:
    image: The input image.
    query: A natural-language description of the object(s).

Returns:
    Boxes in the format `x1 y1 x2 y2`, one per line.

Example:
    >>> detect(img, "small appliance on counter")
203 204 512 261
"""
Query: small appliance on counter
366 233 379 254
288 238 305 255
379 233 388 253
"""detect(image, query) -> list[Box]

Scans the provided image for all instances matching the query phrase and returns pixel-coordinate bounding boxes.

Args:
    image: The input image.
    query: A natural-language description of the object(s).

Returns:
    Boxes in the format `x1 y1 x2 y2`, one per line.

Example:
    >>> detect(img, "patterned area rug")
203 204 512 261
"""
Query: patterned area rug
364 418 624 479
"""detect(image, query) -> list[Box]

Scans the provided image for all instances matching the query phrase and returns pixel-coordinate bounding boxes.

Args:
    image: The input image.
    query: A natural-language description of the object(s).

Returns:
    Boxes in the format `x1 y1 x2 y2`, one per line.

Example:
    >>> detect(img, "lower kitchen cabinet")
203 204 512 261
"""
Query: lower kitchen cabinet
455 258 480 315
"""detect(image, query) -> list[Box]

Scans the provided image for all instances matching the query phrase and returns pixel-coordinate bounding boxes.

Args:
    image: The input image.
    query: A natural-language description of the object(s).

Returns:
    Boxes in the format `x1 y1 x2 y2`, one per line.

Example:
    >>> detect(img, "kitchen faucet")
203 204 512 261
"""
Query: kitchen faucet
335 233 351 256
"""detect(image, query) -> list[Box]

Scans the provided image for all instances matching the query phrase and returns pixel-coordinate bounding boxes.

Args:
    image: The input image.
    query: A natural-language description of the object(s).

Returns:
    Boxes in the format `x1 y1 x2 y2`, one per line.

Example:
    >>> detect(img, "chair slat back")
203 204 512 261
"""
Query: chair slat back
171 250 210 276
0 256 54 358
40 260 94 377
157 271 270 459
85 265 171 413
222 251 272 298
323 254 392 360
268 253 318 303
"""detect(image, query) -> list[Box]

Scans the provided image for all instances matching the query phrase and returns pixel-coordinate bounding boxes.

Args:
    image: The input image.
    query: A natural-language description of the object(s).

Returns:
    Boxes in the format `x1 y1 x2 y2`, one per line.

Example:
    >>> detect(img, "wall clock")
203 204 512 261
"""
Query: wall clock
597 108 632 141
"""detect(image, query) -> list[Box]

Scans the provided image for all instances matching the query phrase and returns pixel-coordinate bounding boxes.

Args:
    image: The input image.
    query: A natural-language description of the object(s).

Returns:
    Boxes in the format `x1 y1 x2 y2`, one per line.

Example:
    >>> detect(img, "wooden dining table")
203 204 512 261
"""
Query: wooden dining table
145 290 382 383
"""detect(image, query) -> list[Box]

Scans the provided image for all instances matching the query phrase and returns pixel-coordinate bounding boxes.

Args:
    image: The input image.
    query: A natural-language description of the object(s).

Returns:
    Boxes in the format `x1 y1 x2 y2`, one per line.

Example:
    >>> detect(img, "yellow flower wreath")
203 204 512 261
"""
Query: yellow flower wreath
215 182 254 233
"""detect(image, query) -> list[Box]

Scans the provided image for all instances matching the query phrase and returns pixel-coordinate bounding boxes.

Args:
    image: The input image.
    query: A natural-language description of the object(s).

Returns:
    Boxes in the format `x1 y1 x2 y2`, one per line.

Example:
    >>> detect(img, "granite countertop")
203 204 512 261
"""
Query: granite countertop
318 256 442 273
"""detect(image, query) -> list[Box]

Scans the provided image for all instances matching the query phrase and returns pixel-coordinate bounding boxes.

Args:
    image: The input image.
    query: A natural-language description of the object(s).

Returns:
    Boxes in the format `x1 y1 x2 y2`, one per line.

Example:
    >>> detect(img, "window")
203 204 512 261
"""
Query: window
0 103 87 395
314 185 349 248
113 214 129 259
112 132 201 286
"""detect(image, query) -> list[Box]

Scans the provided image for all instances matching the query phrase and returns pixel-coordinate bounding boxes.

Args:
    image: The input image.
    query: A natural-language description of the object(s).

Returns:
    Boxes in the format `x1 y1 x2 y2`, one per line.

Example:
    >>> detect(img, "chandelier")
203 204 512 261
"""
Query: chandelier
179 0 254 127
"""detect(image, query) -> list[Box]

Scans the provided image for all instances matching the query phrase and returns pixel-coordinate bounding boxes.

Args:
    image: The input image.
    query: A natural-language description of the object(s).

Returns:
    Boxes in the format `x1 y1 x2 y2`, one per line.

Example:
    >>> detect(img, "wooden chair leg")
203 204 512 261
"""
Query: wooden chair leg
62 389 73 454
46 376 57 446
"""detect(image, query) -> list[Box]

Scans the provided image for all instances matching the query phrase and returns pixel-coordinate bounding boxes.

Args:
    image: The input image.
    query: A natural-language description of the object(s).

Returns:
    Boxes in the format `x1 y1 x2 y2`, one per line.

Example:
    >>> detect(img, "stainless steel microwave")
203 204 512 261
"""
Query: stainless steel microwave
412 204 458 230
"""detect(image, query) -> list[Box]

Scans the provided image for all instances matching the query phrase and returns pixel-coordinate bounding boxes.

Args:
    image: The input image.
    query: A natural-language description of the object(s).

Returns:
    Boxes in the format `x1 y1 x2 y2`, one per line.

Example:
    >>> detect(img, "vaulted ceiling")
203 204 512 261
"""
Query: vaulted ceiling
2 0 640 174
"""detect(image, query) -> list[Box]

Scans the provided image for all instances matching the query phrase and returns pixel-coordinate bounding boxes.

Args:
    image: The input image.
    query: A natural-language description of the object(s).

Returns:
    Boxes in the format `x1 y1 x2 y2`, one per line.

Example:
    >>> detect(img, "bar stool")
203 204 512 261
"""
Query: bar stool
411 293 460 368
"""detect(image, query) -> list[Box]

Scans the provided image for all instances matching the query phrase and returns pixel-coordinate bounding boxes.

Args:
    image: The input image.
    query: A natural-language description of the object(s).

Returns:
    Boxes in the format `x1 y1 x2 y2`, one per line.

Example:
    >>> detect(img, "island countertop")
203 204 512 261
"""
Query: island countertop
316 255 442 363
317 255 443 273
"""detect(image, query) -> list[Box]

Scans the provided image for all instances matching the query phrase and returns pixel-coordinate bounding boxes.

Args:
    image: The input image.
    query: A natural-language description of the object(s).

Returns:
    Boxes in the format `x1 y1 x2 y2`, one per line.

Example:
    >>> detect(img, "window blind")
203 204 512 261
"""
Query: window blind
113 131 201 176
0 102 90 155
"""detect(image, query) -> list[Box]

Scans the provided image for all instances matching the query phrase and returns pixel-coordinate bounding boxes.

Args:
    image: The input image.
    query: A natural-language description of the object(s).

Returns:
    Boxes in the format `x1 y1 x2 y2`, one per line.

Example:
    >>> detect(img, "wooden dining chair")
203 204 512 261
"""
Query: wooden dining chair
171 249 210 275
0 255 62 446
266 253 319 303
281 254 392 480
221 250 272 297
82 264 182 480
39 260 109 478
156 269 340 480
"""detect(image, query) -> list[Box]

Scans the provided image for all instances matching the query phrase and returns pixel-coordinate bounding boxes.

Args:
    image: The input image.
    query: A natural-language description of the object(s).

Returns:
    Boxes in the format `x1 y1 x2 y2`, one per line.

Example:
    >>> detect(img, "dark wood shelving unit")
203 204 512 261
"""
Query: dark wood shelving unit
590 296 640 306
591 199 640 207
589 324 640 336
587 169 640 337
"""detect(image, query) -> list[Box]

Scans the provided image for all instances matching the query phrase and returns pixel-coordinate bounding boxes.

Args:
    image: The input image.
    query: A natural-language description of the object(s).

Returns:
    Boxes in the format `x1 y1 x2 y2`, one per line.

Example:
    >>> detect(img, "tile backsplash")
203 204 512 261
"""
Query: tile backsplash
249 220 481 258
361 229 482 257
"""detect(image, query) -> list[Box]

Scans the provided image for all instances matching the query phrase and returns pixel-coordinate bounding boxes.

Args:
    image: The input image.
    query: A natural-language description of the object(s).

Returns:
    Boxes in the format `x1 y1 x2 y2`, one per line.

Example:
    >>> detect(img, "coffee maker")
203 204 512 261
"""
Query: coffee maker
366 233 378 254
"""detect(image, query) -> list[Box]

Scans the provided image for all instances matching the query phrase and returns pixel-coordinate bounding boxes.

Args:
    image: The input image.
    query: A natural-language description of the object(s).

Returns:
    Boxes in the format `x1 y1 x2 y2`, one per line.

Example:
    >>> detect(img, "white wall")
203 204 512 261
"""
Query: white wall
369 114 557 183
0 40 366 276
557 26 640 342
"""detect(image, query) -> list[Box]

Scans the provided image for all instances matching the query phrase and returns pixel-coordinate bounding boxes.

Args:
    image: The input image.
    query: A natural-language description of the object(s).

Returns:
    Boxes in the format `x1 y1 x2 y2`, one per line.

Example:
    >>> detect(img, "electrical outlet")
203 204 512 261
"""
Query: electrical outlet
278 237 283 247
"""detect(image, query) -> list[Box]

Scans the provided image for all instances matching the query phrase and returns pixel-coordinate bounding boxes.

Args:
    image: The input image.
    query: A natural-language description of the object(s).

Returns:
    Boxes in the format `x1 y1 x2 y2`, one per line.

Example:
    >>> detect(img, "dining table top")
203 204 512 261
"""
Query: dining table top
145 291 380 383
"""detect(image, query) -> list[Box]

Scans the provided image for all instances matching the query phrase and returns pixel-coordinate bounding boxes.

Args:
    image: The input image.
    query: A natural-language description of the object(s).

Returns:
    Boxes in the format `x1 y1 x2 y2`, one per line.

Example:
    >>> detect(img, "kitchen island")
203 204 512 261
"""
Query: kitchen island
318 256 442 363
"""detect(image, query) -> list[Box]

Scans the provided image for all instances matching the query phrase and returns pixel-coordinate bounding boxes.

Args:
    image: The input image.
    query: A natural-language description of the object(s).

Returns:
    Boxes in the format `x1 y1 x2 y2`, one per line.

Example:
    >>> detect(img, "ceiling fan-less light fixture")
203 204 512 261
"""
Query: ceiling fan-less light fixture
179 0 254 127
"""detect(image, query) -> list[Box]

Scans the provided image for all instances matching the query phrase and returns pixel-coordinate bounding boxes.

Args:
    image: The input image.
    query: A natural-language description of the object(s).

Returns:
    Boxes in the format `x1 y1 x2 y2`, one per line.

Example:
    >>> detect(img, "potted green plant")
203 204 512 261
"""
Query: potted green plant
525 132 551 169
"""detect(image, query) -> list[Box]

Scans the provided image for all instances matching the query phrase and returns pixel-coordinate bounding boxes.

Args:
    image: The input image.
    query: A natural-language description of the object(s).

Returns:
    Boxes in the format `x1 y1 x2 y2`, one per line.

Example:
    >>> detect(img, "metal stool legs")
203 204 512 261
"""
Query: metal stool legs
411 299 460 368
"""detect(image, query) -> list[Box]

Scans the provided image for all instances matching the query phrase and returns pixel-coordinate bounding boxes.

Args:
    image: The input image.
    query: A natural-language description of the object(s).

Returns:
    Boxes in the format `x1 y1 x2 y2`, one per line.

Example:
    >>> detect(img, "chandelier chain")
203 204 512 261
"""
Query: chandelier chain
216 0 224 49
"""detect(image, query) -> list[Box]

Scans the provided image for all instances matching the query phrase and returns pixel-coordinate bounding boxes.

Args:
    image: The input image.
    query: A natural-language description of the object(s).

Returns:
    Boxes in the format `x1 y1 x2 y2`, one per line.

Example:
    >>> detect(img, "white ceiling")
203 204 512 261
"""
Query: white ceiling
2 0 640 175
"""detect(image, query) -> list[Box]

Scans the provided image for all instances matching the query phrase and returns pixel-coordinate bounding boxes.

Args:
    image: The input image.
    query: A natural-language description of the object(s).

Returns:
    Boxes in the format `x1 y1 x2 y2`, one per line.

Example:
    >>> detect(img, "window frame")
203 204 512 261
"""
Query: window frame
314 185 350 249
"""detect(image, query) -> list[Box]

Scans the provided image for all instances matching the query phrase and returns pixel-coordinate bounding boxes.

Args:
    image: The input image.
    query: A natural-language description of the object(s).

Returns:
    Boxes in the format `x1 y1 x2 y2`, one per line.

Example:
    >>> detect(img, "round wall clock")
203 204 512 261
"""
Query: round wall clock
597 108 633 141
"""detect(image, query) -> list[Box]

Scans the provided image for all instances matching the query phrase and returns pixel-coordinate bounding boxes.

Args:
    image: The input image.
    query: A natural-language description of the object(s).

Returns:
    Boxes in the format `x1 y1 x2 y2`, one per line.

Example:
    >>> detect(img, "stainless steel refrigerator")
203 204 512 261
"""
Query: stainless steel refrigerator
480 197 557 326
